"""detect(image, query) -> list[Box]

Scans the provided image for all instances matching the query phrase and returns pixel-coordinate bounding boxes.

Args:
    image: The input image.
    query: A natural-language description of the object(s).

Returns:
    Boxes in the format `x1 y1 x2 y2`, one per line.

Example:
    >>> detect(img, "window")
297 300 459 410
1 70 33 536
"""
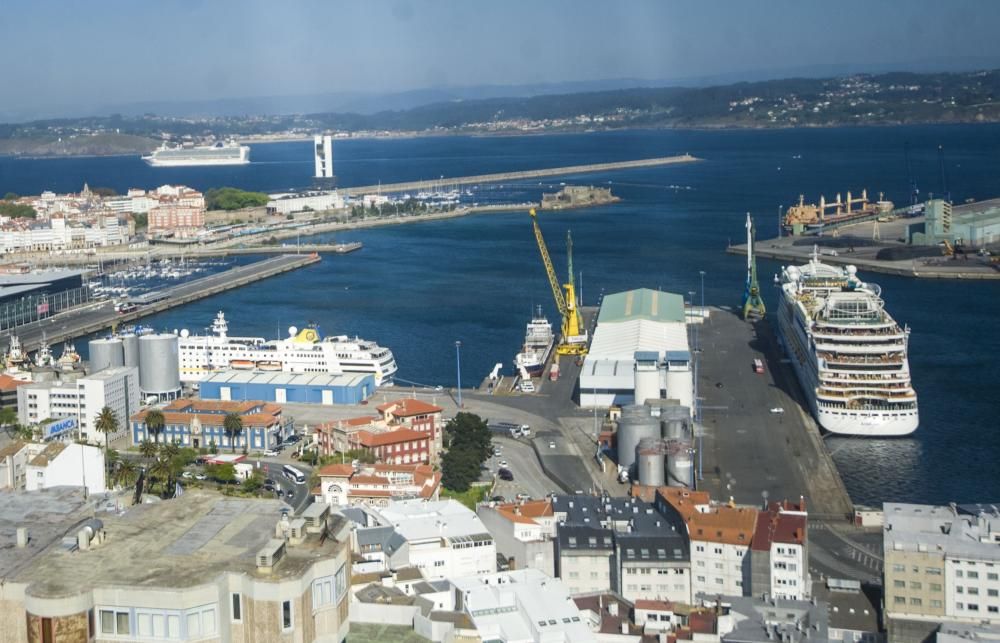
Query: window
931 583 942 592
968 604 980 611
927 567 942 575
989 589 998 597
910 598 922 606
893 596 906 604
99 609 131 636
232 593 242 622
931 600 942 608
893 564 905 573
989 573 999 581
894 580 905 588
969 587 980 595
957 570 964 578
910 581 922 590
990 607 999 614
185 605 217 639
282 600 293 631
969 571 980 579
41 617 52 643
957 586 964 594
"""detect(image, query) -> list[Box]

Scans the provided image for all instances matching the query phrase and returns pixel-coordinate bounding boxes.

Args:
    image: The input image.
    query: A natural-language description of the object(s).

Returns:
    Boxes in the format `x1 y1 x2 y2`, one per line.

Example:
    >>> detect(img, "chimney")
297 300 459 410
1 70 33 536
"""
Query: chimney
16 527 28 548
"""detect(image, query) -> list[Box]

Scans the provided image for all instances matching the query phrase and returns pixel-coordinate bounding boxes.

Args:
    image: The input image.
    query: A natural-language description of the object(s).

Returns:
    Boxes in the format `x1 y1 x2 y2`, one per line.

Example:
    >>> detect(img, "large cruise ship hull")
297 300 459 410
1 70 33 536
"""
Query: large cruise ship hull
776 295 917 437
144 157 250 167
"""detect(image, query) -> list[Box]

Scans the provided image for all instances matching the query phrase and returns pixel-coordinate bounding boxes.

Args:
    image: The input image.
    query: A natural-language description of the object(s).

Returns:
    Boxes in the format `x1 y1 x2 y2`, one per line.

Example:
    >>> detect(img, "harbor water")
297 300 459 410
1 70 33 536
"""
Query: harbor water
3 125 1000 505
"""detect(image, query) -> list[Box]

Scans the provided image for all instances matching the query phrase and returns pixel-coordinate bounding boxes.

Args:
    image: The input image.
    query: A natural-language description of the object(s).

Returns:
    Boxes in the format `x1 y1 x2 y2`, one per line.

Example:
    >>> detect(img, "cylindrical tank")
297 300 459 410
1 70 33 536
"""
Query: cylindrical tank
617 405 660 472
138 333 180 396
637 438 667 487
89 338 124 373
121 334 140 368
667 440 694 488
633 359 660 406
663 419 687 440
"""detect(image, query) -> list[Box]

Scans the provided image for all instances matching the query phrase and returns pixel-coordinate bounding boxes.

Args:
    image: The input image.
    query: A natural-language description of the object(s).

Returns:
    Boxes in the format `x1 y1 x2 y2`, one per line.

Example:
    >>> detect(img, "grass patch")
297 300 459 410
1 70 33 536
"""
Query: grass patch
440 484 490 510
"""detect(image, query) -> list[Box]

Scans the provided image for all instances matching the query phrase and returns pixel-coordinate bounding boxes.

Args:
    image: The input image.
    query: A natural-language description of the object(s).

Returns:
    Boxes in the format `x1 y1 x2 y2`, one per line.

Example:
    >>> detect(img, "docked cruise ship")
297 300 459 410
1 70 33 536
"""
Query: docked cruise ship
775 250 918 436
143 140 250 167
177 312 397 386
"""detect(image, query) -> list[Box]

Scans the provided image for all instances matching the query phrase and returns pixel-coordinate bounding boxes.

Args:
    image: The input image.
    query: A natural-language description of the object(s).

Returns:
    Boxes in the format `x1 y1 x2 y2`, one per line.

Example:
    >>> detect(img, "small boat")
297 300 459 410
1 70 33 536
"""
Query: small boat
230 359 255 370
256 360 283 371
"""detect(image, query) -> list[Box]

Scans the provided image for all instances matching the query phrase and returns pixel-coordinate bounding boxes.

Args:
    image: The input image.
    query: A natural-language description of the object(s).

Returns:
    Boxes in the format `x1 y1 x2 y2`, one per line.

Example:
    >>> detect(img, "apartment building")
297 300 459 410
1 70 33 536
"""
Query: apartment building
0 488 350 643
477 499 558 577
0 440 106 495
750 500 810 600
884 502 1000 636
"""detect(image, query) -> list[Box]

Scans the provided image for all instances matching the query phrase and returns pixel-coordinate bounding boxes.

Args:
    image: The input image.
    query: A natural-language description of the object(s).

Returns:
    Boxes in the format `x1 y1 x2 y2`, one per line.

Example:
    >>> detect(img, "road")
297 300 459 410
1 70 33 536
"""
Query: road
487 435 558 500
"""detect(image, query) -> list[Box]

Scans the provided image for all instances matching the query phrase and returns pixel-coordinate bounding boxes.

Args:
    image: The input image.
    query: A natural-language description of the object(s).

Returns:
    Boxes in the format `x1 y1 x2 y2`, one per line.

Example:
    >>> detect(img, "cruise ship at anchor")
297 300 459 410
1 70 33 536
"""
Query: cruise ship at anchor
775 249 918 436
142 140 250 167
177 312 397 386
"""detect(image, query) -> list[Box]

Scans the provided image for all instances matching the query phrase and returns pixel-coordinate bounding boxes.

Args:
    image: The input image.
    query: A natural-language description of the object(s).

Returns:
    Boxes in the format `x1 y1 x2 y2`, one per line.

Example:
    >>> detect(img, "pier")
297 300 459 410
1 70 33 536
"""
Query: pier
339 154 700 196
5 253 321 353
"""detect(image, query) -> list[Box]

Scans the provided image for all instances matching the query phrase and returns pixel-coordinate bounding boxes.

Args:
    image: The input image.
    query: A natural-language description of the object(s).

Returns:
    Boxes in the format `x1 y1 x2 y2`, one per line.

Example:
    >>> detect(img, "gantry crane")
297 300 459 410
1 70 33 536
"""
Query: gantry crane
530 209 588 355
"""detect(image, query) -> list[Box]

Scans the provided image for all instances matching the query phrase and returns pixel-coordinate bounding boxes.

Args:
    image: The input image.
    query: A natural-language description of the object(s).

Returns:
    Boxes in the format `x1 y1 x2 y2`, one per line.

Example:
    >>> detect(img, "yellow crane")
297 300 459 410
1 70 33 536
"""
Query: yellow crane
530 208 588 355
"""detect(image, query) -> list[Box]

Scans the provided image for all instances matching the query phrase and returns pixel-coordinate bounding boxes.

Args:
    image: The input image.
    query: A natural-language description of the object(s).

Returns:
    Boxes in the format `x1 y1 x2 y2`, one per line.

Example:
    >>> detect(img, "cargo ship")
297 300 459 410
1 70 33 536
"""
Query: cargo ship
142 140 250 167
775 249 918 436
783 189 893 234
514 308 554 377
177 312 397 386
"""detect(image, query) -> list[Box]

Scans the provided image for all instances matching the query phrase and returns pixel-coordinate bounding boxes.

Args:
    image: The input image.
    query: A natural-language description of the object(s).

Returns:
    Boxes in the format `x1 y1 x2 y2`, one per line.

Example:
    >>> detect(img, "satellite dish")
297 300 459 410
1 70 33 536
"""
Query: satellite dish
180 329 190 338
288 326 298 337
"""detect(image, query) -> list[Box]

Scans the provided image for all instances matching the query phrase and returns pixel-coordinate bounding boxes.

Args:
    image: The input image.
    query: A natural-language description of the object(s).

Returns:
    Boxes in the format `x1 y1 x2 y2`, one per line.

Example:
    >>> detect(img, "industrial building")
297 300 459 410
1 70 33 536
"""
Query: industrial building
16 366 140 445
0 488 351 643
579 288 692 408
0 268 90 330
130 399 293 450
198 370 374 405
616 402 695 486
267 190 344 215
908 198 1000 246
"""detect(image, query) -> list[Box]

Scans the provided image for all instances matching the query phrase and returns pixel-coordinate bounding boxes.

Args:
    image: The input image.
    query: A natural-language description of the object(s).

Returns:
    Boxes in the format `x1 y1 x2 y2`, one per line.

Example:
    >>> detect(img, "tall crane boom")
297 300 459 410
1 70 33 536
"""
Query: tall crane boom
567 230 575 293
530 209 587 355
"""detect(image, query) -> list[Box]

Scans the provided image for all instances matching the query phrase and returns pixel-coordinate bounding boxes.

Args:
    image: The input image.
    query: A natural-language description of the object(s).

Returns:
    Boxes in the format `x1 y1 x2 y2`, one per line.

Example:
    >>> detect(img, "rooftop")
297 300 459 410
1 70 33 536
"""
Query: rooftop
597 288 686 325
376 398 443 417
12 489 347 598
373 499 492 544
0 486 93 580
201 370 373 388
884 502 1000 560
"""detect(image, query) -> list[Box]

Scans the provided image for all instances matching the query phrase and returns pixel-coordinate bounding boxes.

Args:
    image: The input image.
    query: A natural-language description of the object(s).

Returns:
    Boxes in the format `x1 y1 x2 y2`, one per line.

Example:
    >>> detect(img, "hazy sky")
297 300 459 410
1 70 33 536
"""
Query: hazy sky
3 0 1000 119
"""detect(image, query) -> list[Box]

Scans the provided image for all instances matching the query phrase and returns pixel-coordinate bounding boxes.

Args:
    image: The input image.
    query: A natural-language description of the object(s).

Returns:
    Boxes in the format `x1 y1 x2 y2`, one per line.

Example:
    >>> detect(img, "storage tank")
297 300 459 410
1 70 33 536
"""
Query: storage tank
637 438 667 487
89 338 124 373
121 333 140 368
138 333 180 398
660 405 692 439
666 440 694 488
616 405 660 472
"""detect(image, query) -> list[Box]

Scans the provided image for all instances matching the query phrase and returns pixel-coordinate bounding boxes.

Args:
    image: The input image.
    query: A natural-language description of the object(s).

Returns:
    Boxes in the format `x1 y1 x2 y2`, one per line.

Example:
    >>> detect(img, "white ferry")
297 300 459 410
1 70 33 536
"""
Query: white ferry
775 249 918 436
177 312 397 386
143 140 250 167
514 308 554 377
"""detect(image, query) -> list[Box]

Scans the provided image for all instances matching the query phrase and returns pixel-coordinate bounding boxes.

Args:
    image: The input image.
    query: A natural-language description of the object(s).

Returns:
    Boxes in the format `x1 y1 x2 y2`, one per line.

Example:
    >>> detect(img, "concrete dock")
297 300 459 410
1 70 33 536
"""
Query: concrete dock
728 215 1000 280
5 253 320 353
339 155 700 196
695 306 854 518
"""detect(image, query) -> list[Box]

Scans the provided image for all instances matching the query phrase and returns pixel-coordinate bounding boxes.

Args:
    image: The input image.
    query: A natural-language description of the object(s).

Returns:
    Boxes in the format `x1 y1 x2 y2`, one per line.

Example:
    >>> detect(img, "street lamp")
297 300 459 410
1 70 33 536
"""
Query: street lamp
455 340 463 408
699 270 706 352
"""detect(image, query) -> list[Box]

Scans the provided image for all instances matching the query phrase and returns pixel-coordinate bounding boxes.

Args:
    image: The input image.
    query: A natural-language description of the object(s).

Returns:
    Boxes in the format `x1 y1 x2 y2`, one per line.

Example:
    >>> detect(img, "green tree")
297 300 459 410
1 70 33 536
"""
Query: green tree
243 470 263 493
94 406 119 472
223 413 243 453
145 409 165 444
148 456 173 497
444 413 492 461
441 444 481 493
207 463 236 484
205 187 270 211
138 439 159 459
0 202 36 218
0 406 17 429
112 458 138 489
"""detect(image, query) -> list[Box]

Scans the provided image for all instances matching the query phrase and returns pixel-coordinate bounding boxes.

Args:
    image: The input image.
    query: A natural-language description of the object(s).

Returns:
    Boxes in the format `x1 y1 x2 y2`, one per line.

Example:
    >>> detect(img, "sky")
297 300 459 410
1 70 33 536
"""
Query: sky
3 0 1000 121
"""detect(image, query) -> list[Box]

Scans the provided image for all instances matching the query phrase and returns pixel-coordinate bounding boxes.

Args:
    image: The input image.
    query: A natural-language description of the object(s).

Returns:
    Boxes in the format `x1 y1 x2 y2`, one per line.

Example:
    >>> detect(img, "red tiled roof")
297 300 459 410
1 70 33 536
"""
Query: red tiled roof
753 508 807 550
356 429 429 448
318 463 355 477
376 398 443 417
131 409 280 428
350 474 390 485
0 374 28 392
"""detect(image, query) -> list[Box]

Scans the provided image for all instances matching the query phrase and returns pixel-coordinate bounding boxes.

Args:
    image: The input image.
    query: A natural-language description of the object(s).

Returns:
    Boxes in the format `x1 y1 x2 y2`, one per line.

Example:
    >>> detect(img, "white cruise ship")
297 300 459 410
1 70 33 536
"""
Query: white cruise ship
775 250 918 436
177 312 397 386
143 141 250 167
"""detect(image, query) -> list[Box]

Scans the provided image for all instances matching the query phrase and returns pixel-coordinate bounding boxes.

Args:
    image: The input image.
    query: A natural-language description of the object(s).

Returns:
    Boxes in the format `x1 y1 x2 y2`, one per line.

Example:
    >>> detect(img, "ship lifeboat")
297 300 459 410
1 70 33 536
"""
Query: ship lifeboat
230 359 255 370
256 360 283 371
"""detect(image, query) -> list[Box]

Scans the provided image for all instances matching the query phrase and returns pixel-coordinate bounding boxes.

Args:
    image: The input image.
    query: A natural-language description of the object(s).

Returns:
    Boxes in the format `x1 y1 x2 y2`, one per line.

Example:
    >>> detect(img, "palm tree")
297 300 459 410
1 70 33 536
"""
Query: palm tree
113 459 138 490
94 407 118 476
148 456 173 498
160 441 180 461
145 409 166 444
138 439 159 460
223 413 243 453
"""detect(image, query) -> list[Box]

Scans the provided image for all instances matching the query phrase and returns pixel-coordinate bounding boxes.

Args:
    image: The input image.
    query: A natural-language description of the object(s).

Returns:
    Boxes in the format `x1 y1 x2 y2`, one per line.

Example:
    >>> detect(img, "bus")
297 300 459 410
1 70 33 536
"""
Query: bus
282 464 306 484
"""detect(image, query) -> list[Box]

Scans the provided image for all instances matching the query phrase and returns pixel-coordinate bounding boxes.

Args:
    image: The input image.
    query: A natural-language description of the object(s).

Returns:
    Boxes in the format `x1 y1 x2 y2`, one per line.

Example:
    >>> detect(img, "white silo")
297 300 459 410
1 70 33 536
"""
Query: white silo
88 338 124 373
637 438 667 487
616 404 660 474
121 333 140 368
633 351 661 405
664 350 694 413
138 333 180 400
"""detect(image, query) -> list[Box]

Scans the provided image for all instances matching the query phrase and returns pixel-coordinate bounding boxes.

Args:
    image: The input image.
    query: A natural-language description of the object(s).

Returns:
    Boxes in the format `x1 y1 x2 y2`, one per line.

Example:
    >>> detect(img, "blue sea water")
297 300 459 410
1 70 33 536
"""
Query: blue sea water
2 125 1000 506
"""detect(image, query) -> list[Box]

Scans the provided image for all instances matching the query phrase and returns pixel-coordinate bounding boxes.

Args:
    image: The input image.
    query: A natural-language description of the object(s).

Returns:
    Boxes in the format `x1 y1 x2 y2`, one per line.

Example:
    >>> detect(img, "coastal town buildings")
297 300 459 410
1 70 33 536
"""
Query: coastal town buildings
17 366 139 445
0 440 106 495
130 398 293 449
315 462 441 508
312 397 444 464
0 488 351 643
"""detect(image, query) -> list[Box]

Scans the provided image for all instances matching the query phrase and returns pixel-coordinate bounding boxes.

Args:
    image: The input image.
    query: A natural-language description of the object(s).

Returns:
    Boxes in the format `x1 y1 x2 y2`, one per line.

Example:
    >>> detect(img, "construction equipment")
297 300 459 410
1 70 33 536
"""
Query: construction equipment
567 230 576 305
742 213 766 320
529 208 588 355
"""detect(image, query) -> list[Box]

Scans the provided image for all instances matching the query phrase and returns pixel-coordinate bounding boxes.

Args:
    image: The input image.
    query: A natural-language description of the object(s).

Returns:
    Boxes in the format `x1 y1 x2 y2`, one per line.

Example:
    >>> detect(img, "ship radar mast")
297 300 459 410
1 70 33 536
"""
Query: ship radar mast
212 311 228 338
742 213 766 320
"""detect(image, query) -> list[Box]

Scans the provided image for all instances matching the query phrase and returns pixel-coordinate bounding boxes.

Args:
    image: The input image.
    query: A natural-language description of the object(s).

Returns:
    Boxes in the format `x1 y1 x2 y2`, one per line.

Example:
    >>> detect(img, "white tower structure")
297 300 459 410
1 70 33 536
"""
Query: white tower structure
633 351 661 405
314 135 334 179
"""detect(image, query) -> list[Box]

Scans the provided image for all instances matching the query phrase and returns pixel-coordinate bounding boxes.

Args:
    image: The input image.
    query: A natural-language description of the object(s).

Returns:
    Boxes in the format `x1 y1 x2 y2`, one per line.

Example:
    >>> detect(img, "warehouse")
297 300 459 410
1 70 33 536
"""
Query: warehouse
908 197 1000 246
198 371 374 405
579 288 691 408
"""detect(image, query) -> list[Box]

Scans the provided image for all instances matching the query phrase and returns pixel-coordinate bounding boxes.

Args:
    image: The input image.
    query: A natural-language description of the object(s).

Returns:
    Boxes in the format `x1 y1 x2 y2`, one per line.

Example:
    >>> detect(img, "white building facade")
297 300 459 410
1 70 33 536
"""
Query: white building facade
17 366 139 444
0 441 106 495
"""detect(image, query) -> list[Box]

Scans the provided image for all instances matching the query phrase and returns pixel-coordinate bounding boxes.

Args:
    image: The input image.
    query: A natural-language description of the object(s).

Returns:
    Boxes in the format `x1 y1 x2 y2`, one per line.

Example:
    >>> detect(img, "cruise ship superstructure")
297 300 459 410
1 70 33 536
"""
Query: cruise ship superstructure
776 250 918 436
143 141 250 167
178 312 397 386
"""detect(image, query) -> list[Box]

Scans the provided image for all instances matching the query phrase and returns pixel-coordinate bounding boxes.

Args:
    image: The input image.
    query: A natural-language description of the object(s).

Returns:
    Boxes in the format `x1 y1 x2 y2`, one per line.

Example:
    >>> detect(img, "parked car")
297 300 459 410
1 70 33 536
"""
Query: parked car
195 473 207 480
264 478 275 486
499 460 508 468
181 471 193 479
263 449 279 457
770 407 785 414
498 468 514 481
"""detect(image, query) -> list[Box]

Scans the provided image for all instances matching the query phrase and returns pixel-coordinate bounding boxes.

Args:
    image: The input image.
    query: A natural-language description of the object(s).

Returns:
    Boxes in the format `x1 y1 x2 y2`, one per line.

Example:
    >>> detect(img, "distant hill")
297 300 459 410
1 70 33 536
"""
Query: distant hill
3 68 1000 156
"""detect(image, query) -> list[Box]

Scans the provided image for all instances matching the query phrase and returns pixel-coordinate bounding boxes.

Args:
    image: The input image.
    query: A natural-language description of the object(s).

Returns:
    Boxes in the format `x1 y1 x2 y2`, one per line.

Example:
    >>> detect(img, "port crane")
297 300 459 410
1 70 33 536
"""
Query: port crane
530 208 588 355
742 213 766 320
